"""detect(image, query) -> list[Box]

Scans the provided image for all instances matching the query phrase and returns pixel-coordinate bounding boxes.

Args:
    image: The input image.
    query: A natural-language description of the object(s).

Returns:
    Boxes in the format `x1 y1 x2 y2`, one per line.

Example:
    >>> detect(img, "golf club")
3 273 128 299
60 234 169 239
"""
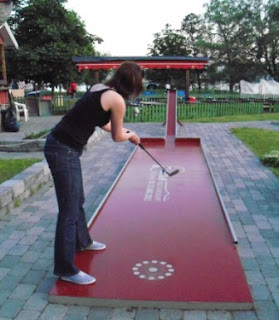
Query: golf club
138 143 179 177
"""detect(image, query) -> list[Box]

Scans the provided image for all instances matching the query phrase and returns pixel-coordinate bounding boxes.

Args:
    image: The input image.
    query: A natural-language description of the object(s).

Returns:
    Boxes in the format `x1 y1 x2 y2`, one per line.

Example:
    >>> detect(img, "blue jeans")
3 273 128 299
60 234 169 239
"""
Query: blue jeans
44 134 92 276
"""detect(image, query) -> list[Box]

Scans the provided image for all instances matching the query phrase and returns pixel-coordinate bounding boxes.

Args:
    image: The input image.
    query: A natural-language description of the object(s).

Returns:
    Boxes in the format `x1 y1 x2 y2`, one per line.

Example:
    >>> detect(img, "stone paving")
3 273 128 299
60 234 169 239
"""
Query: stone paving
0 117 279 319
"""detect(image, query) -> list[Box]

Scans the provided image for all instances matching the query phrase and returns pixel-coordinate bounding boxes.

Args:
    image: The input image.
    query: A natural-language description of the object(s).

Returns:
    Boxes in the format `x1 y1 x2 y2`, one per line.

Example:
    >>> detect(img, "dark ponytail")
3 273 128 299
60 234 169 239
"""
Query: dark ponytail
105 61 144 99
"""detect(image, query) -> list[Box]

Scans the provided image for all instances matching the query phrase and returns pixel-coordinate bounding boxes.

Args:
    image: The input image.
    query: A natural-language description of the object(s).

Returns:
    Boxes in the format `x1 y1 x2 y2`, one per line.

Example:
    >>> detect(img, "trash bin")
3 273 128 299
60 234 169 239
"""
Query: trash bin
25 97 39 116
39 96 52 116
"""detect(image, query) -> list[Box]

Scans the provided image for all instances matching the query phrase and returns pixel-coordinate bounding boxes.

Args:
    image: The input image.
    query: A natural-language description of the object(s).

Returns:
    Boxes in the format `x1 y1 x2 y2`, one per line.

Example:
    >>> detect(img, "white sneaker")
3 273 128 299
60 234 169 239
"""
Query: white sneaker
85 241 106 251
61 271 96 285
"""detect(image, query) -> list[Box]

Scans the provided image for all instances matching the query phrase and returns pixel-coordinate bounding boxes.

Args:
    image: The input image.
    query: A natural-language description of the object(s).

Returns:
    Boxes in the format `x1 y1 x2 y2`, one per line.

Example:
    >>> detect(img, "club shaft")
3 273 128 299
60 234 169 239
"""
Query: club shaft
138 143 170 175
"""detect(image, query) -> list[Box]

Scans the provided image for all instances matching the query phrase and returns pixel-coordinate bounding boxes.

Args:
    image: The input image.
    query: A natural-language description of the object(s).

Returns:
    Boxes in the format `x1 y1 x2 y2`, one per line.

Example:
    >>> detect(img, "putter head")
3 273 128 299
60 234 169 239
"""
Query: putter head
168 169 179 177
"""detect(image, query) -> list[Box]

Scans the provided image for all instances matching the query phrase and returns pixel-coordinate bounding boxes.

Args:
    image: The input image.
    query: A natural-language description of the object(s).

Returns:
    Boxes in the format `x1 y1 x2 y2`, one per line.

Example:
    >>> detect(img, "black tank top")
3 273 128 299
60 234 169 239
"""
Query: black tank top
51 88 112 151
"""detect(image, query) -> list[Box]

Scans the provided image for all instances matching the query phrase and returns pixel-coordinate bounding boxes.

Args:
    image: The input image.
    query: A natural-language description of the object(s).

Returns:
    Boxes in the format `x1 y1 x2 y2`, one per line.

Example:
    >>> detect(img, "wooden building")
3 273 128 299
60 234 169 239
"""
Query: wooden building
0 21 18 104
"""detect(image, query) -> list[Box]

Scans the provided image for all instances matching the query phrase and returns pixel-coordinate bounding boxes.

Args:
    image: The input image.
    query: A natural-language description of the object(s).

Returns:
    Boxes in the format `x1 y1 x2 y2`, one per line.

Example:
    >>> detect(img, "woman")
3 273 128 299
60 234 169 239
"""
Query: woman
44 61 143 285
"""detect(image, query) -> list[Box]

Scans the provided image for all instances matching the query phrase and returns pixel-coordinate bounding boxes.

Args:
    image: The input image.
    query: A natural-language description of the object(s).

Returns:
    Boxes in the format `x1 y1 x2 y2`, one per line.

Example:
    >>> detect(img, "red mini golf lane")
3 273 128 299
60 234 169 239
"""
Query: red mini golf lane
49 91 253 310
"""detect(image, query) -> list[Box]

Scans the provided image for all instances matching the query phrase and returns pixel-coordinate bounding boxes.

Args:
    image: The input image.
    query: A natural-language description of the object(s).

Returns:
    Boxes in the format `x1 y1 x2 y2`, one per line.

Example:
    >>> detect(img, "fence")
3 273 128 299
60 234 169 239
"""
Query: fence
50 95 76 114
124 100 279 122
178 101 270 120
13 91 279 122
125 103 166 122
191 90 279 101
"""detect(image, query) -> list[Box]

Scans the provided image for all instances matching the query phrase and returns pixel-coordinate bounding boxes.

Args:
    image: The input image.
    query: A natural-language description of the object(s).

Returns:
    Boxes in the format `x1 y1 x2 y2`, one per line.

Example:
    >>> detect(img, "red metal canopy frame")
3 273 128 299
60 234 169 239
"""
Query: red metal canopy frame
73 56 210 72
73 56 210 99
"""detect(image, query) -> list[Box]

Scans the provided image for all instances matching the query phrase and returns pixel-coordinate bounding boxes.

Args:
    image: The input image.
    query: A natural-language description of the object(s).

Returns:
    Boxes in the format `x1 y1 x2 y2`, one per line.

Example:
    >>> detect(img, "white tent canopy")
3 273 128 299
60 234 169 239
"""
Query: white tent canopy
240 79 279 95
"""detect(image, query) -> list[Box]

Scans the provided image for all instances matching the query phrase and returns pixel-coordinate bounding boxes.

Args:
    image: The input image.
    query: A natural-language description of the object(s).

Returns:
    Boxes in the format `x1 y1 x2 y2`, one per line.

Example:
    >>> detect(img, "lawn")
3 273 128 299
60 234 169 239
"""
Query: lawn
231 127 279 178
0 158 42 184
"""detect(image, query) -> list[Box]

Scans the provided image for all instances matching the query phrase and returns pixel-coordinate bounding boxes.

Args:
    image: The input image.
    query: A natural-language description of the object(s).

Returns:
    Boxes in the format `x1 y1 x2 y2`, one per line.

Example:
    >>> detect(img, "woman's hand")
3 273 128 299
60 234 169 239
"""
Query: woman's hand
127 131 140 145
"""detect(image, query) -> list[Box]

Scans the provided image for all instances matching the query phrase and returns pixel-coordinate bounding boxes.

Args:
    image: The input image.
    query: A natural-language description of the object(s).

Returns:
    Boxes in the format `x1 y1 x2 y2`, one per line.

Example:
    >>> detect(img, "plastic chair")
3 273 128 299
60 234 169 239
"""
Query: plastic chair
14 102 29 122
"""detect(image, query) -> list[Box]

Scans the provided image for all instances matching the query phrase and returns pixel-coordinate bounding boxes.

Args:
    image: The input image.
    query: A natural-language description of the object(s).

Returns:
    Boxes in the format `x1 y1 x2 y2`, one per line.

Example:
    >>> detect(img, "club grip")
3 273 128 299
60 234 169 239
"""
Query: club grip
138 143 144 150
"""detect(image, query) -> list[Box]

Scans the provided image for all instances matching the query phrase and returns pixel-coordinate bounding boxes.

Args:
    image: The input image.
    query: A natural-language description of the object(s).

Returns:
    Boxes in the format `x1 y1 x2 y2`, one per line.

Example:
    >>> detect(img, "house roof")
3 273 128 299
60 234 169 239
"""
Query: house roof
0 22 18 49
73 56 210 71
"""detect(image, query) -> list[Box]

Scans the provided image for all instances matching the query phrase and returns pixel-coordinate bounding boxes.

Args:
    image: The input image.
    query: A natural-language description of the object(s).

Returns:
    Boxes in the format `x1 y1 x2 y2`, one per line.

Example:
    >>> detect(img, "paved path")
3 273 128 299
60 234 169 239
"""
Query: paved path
0 118 279 319
0 116 63 158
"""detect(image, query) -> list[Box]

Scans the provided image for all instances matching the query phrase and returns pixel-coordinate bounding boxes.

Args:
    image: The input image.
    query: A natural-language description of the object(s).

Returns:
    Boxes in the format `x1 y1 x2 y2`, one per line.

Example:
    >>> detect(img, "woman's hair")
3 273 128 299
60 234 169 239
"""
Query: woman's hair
105 61 144 99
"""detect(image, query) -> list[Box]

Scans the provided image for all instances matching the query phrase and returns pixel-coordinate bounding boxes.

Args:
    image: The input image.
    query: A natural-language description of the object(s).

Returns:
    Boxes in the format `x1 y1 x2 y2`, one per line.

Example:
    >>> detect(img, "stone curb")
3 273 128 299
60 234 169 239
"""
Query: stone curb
0 127 107 218
0 125 107 152
0 139 46 152
0 161 51 218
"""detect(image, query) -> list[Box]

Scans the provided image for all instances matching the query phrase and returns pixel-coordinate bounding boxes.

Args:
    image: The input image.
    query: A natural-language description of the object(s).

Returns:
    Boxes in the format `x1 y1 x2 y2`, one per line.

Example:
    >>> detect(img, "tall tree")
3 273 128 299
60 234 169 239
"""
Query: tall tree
253 0 279 80
180 13 209 57
149 24 189 56
204 0 258 90
6 0 102 93
180 13 210 89
147 24 190 88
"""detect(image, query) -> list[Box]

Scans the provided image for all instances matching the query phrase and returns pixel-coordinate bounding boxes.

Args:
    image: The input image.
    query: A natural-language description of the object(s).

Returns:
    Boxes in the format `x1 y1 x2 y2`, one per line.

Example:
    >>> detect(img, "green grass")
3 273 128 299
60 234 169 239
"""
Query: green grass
231 127 279 178
25 129 50 139
182 112 279 123
0 159 42 184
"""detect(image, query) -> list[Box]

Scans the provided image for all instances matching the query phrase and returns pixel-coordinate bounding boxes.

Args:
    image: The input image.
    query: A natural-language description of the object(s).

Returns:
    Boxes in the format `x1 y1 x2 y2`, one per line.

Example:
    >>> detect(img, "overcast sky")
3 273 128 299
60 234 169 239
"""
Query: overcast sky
65 0 207 56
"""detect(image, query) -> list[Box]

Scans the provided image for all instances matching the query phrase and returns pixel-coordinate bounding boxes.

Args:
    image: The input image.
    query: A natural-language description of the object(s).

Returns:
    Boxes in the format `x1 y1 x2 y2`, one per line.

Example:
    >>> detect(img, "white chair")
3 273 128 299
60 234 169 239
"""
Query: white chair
14 102 29 122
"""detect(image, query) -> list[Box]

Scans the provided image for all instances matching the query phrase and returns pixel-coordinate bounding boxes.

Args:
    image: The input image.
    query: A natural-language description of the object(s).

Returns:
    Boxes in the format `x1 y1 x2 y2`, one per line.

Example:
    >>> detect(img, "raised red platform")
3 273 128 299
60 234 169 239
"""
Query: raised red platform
49 90 252 309
49 136 252 309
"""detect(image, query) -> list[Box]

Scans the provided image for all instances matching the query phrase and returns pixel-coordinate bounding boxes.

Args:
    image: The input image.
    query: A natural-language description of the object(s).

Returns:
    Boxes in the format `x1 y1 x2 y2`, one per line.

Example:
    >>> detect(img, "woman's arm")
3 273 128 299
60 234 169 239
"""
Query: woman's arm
101 90 140 144
101 122 112 132
102 122 130 135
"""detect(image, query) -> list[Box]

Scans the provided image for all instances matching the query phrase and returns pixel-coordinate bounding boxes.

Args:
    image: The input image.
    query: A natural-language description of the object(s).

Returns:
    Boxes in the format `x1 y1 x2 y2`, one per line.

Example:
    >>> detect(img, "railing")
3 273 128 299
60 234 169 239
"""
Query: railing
125 103 167 122
178 101 263 120
13 91 279 122
50 95 76 114
193 91 279 101
124 99 279 122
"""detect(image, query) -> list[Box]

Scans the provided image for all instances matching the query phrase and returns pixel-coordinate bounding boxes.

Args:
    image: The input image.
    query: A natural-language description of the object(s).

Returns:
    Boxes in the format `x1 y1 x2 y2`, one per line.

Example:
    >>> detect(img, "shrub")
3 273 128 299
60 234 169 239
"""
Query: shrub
260 150 279 168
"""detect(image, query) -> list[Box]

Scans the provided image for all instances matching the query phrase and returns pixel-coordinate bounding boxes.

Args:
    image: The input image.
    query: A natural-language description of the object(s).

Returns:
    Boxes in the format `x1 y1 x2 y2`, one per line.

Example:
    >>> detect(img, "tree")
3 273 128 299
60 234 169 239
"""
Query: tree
147 24 191 88
204 0 279 86
149 24 190 57
180 13 209 57
205 0 266 90
180 13 210 89
6 0 102 94
147 0 279 90
204 0 258 90
253 0 279 80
